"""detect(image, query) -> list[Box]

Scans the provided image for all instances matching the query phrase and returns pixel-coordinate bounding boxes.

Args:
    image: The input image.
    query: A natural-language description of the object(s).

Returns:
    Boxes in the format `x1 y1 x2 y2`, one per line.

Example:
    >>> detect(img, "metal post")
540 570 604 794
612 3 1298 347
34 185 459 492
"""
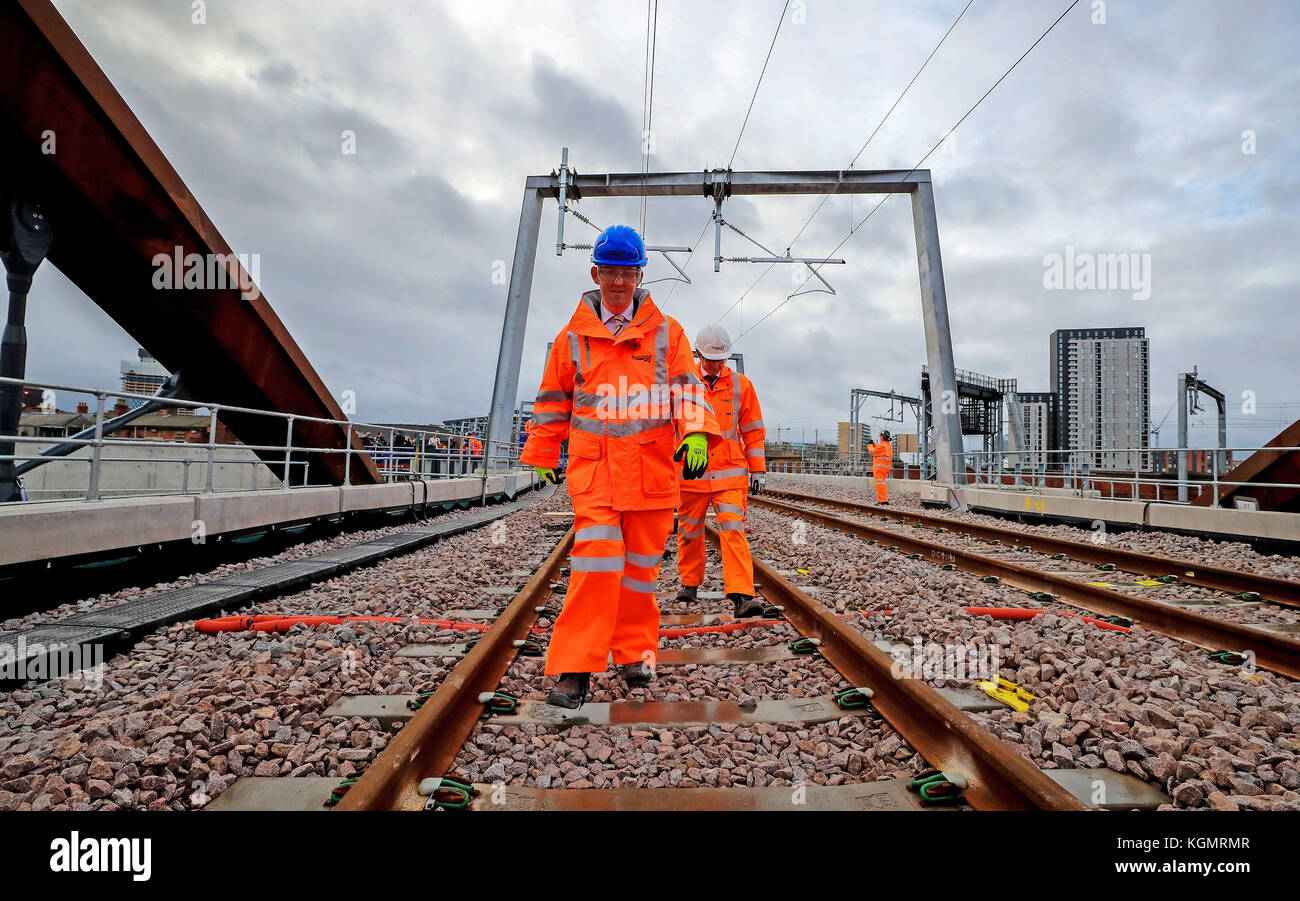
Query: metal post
205 407 218 492
484 187 544 474
1212 453 1219 506
0 199 54 503
1176 373 1189 503
910 181 965 489
343 422 352 485
283 414 294 489
85 391 105 501
1215 394 1228 478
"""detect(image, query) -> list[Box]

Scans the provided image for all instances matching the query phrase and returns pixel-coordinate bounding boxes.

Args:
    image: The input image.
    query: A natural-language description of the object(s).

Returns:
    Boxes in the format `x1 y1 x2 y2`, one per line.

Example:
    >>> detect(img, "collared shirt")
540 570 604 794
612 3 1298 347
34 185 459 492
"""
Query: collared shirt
597 297 639 336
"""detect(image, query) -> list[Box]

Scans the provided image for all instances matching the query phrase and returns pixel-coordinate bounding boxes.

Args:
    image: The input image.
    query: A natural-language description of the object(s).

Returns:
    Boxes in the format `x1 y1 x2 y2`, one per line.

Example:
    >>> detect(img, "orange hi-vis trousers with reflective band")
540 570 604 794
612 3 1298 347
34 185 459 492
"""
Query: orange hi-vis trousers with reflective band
676 486 754 597
545 504 675 675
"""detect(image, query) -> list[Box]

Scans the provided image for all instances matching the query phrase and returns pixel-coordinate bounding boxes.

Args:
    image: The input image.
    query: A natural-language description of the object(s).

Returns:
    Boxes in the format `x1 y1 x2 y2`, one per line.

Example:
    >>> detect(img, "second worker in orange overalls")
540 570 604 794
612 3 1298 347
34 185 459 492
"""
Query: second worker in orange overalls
674 323 768 619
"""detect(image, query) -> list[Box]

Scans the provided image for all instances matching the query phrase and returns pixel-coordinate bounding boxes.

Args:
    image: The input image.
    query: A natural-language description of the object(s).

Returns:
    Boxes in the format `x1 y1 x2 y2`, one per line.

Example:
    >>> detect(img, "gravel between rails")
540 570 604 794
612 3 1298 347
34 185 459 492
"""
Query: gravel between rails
744 505 1300 810
0 490 567 811
447 535 927 794
769 476 1300 581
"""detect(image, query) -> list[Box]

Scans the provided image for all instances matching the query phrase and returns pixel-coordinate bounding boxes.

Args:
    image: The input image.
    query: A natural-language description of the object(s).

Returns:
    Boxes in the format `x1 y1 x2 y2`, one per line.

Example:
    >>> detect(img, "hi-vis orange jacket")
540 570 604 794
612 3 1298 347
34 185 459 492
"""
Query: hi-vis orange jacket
681 363 766 493
869 438 893 471
521 288 721 511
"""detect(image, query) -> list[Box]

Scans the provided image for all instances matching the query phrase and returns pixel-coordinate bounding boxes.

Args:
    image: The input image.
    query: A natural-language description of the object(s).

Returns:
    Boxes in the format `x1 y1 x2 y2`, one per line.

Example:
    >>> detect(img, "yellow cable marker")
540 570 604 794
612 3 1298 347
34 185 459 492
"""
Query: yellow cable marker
973 676 1037 713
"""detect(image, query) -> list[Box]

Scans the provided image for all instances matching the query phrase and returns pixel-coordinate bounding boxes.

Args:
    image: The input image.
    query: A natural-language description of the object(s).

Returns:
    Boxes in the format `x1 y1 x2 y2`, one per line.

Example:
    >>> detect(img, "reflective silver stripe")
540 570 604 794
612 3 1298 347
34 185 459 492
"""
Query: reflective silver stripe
739 419 764 433
715 503 745 515
569 332 584 390
719 428 739 441
532 411 568 425
732 372 740 403
716 520 746 531
704 467 748 480
678 514 704 526
609 418 671 436
655 322 669 387
671 371 704 388
625 550 663 568
746 447 765 457
575 525 623 543
570 415 671 437
536 390 571 404
672 385 715 419
679 527 704 540
620 574 657 593
581 386 670 412
570 416 605 436
569 556 624 572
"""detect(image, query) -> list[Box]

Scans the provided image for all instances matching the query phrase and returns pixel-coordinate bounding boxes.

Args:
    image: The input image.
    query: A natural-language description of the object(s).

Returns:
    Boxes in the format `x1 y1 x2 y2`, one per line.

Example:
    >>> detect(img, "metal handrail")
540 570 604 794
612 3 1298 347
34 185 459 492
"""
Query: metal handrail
1 374 527 504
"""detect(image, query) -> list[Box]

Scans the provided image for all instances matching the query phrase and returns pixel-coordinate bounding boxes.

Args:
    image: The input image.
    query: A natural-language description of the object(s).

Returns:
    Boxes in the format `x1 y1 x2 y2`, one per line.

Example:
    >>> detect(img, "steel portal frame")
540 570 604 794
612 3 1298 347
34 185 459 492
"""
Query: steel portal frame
485 161 968 487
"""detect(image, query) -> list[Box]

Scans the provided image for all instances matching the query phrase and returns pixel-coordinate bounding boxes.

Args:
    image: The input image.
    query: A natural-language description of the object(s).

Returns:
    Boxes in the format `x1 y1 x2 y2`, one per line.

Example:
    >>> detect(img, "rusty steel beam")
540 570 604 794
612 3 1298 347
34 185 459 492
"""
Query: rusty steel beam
766 488 1300 611
1195 418 1300 512
0 0 379 485
716 525 1086 811
336 528 573 810
754 495 1300 681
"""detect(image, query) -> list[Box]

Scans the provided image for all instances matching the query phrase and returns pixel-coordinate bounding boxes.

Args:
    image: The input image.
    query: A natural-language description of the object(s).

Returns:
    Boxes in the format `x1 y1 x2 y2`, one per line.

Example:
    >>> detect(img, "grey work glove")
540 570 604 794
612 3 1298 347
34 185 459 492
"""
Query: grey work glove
750 474 767 494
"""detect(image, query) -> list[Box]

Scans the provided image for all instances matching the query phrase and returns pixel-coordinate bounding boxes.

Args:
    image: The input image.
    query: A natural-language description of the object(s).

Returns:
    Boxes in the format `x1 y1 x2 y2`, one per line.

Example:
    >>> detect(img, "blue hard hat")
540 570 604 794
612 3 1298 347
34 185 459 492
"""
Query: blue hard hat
591 224 647 267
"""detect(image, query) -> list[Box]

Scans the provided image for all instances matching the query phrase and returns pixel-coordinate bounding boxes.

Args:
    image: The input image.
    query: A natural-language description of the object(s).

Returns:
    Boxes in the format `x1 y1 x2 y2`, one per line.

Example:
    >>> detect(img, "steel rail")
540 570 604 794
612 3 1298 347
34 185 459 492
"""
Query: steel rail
335 528 574 810
753 495 1300 682
766 488 1300 610
718 524 1086 810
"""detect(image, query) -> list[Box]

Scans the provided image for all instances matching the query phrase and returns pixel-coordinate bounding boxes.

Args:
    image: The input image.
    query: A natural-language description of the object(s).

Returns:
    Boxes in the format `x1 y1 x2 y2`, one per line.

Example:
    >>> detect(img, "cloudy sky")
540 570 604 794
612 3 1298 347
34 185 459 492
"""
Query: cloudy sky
29 0 1300 452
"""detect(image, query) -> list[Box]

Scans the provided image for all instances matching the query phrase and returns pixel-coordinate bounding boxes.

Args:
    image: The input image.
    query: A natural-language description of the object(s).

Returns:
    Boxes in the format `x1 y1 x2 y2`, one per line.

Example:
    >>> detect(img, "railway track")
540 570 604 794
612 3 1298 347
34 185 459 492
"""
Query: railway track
324 522 1153 812
753 491 1300 681
764 488 1300 610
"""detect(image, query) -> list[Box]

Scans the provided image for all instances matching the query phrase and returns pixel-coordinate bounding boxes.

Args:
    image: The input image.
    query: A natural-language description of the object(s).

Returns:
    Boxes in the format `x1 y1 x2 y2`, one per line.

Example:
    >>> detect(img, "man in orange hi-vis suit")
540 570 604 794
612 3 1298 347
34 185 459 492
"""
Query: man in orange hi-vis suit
521 225 721 709
675 323 768 619
868 429 894 504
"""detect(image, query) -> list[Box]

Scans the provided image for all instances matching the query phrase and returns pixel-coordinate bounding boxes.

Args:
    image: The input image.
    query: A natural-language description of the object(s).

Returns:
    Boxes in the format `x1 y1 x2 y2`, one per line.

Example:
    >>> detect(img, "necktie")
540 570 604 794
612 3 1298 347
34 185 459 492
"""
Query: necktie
609 315 626 335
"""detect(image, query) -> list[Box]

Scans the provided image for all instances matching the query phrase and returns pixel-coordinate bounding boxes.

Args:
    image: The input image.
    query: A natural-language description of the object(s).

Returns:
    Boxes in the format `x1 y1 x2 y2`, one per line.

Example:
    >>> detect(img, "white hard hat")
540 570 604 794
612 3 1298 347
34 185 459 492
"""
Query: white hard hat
694 323 732 361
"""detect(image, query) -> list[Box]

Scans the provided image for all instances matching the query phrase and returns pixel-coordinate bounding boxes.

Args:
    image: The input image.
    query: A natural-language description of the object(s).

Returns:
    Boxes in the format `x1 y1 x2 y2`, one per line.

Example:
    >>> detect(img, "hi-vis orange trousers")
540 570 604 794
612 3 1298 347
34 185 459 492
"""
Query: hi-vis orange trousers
545 504 674 675
676 486 754 596
873 466 889 502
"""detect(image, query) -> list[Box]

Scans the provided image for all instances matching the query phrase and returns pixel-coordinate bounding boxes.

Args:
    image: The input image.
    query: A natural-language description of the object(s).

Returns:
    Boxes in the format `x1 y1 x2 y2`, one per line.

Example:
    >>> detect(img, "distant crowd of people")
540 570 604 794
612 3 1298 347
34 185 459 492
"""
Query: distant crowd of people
353 429 484 476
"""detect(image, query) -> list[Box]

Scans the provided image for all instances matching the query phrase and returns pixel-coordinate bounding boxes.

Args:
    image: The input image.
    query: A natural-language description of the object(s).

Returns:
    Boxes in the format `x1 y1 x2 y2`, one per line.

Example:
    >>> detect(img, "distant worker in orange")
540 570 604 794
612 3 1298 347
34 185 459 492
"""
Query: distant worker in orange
468 432 483 456
521 225 720 709
675 323 767 618
868 429 893 504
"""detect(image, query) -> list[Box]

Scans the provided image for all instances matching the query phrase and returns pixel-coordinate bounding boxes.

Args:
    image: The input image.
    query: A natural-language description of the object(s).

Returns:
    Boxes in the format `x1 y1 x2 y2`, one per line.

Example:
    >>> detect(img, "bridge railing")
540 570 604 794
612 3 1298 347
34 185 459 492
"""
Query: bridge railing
953 447 1300 507
0 375 525 504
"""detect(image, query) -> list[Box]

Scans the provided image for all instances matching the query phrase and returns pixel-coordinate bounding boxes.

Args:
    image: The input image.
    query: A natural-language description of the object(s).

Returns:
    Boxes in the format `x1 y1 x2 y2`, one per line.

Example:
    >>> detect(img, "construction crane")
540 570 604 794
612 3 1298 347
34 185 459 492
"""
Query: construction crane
1151 401 1176 446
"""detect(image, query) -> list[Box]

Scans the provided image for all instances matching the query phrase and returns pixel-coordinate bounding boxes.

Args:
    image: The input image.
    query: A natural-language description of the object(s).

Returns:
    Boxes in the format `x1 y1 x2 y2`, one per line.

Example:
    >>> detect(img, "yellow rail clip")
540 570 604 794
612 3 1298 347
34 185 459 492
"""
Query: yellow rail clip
974 676 1037 713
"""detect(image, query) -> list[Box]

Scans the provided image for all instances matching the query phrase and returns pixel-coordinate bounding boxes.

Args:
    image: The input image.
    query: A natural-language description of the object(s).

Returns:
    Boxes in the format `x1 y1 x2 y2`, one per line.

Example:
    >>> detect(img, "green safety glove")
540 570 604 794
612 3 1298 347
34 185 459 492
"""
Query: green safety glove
673 433 709 480
532 465 558 485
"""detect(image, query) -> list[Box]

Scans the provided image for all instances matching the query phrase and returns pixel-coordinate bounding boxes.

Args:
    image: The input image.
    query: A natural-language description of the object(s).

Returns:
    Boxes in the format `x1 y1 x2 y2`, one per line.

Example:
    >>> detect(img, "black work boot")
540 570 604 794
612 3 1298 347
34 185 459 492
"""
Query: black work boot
730 593 766 618
675 584 698 602
546 672 590 709
620 661 654 688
